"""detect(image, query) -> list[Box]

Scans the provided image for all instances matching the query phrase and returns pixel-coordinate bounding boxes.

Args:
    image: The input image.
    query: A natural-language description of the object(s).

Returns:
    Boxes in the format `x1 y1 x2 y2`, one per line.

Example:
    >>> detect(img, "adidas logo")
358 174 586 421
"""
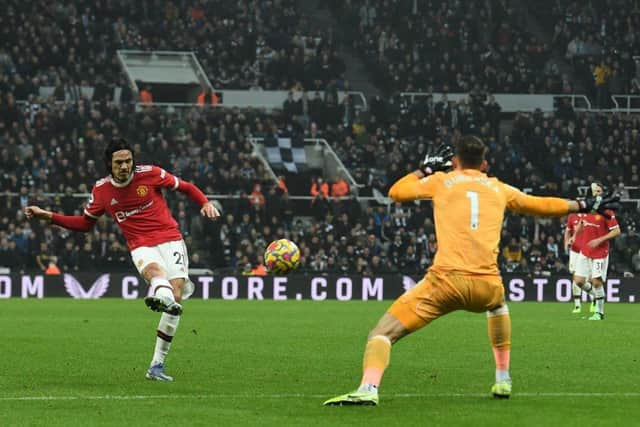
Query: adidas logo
110 198 119 206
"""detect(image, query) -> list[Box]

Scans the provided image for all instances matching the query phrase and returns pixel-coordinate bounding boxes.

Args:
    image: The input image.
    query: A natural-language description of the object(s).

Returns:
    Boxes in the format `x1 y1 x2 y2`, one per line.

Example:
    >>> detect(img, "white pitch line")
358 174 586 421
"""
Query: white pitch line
1 392 639 402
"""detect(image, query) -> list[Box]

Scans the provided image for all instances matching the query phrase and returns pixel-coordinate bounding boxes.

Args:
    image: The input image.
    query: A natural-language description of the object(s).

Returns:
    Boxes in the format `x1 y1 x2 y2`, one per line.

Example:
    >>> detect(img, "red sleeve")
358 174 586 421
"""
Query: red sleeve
566 214 575 231
605 210 619 230
51 213 96 232
84 184 105 219
150 165 207 206
177 180 208 206
152 166 181 191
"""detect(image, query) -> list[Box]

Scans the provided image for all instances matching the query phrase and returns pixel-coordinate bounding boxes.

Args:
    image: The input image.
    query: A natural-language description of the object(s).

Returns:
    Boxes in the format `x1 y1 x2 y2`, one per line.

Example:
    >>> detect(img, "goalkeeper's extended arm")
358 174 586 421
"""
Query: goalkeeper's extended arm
506 189 619 217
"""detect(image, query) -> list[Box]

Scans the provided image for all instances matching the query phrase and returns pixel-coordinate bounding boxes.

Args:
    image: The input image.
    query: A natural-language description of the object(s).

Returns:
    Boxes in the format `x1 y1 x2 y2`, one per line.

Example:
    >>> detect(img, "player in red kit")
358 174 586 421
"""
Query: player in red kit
565 213 596 313
573 183 620 320
25 138 220 381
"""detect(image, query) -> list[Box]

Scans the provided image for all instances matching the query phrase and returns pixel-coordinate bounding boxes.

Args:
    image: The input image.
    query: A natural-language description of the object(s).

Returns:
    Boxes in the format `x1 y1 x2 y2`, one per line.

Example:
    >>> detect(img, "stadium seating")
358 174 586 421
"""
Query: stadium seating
0 0 344 95
329 0 562 94
528 0 640 106
1 0 639 277
2 87 639 276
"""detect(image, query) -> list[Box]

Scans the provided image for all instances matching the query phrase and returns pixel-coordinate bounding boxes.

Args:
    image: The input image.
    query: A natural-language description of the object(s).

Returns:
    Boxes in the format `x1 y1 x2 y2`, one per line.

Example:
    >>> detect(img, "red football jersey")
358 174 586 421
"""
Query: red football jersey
84 165 184 250
566 213 587 252
578 211 619 259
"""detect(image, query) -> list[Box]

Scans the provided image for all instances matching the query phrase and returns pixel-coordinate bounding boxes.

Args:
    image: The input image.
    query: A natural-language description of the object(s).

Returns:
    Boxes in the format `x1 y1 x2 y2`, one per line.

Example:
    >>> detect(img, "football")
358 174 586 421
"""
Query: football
264 238 300 275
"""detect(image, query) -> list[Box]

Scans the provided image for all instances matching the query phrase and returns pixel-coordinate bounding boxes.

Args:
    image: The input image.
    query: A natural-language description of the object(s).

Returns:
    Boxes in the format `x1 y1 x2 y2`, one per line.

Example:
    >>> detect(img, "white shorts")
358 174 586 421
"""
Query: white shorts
130 239 195 299
568 250 579 274
574 253 609 281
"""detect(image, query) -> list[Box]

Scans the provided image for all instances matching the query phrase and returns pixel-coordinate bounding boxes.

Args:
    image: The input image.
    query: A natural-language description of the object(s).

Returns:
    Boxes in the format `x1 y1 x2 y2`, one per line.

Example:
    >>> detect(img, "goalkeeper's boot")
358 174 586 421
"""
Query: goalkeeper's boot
324 390 379 406
144 295 183 316
145 363 174 382
571 305 581 314
491 381 512 399
589 301 597 313
588 312 604 321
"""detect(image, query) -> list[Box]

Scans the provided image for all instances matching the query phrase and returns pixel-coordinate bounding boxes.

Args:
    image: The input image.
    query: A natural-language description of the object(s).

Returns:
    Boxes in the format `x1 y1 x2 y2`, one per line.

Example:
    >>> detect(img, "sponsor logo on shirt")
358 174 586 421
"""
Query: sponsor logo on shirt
111 198 118 205
115 200 154 222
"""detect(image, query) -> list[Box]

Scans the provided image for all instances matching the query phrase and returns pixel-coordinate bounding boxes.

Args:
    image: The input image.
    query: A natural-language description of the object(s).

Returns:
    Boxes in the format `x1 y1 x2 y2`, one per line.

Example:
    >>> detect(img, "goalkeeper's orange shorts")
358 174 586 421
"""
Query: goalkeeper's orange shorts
387 270 505 331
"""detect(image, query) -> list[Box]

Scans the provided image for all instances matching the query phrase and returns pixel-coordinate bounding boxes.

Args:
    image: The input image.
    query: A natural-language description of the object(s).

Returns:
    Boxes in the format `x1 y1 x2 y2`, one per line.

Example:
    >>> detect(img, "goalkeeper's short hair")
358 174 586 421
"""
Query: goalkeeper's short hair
455 135 487 168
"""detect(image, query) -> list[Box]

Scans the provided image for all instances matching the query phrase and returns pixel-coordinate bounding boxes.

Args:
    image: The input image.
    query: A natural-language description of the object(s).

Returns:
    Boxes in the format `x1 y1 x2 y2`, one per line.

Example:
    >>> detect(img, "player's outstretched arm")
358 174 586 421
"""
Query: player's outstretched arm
25 205 53 221
175 180 220 220
389 144 452 202
200 201 221 220
25 205 96 232
505 186 620 217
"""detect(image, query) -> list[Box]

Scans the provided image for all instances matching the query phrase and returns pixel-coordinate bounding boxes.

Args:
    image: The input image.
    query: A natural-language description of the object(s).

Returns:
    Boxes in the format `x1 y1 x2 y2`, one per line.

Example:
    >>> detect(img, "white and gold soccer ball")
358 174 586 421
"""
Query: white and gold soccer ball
264 239 300 275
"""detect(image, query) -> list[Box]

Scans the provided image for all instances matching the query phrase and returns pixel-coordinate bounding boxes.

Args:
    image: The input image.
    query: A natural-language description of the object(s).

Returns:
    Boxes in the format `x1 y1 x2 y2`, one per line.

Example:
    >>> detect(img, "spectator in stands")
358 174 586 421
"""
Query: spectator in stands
59 240 79 272
310 177 329 199
594 60 612 108
277 176 289 194
197 89 219 106
139 84 153 105
35 242 52 272
331 176 350 198
45 256 61 275
78 241 97 271
503 238 523 264
249 183 266 208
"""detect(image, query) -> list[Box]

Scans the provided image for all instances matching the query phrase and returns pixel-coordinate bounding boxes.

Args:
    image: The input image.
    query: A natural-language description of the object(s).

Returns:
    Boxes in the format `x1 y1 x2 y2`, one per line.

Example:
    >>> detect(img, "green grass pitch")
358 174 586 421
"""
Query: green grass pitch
1 300 639 426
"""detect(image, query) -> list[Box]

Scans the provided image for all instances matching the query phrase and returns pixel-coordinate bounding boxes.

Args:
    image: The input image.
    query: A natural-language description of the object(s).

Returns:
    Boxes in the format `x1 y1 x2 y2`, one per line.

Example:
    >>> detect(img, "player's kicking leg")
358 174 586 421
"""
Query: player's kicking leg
487 305 512 398
144 274 183 315
324 313 410 406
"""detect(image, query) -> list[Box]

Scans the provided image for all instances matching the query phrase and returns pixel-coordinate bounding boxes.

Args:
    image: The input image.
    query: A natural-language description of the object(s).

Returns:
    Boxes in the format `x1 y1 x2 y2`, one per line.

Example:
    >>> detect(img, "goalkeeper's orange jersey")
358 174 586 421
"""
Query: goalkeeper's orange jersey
388 169 570 276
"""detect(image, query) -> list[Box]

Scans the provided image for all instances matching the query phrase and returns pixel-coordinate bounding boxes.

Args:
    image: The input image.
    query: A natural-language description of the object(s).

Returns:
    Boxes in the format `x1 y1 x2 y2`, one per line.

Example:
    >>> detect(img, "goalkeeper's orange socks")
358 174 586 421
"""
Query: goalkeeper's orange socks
487 306 511 382
359 335 392 391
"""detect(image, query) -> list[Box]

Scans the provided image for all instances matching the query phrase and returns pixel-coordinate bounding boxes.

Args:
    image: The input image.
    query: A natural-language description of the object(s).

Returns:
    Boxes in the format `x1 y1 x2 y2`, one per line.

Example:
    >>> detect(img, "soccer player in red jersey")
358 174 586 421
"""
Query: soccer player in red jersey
565 212 596 313
25 138 220 381
573 183 620 320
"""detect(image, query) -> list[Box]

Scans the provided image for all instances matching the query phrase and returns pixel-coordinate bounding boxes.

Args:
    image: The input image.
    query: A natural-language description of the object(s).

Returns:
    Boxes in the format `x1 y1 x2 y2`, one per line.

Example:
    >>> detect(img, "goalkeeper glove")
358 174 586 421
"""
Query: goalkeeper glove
420 144 453 175
577 191 620 218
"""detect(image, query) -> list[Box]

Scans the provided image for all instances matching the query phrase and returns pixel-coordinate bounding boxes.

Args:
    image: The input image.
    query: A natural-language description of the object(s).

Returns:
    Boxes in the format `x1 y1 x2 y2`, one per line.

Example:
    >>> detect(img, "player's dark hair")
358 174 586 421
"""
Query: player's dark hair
104 138 135 174
455 135 487 168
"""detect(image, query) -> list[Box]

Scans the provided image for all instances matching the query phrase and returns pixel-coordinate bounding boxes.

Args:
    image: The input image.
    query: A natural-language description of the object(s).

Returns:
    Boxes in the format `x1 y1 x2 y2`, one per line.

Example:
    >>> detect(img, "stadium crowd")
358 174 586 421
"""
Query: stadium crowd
1 0 640 277
531 0 640 106
2 85 640 276
0 0 345 97
329 0 563 94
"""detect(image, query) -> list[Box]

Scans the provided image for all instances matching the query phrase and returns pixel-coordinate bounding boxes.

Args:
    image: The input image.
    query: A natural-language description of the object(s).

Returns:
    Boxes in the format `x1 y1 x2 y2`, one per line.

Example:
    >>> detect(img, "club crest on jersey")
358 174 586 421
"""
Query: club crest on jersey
136 185 149 197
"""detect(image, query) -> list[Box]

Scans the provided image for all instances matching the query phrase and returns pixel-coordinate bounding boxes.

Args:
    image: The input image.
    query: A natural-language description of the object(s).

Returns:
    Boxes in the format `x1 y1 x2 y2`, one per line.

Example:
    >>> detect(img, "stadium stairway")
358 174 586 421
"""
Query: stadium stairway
297 0 381 97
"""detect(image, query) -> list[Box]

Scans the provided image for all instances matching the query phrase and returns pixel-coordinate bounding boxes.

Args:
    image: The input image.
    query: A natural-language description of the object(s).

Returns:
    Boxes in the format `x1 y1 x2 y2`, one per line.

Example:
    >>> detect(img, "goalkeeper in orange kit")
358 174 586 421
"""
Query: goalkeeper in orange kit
324 136 619 406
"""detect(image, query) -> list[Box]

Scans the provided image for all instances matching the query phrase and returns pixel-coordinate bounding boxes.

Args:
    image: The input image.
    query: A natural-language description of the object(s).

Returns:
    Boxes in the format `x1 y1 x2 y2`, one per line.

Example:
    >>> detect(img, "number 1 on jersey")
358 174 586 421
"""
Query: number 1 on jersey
466 191 479 230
